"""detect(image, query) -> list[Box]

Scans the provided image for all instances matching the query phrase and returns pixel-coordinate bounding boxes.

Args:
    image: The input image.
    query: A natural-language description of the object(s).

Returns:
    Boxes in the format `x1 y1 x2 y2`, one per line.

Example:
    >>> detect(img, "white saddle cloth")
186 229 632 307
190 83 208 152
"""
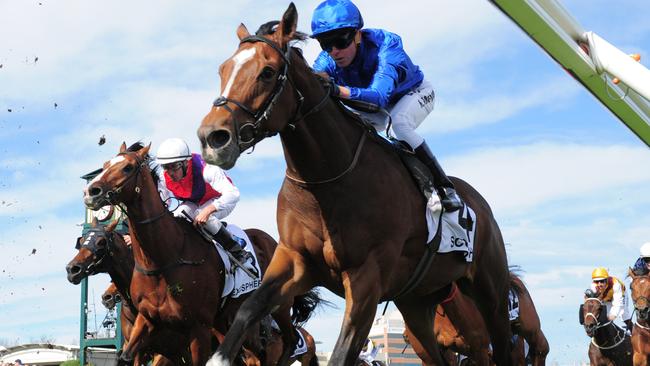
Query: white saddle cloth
215 224 263 299
425 197 477 262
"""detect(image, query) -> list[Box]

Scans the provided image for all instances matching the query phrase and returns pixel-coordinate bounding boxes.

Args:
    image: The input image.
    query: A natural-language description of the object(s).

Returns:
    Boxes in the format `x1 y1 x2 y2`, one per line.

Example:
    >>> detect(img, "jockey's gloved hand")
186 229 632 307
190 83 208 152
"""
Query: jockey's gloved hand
625 319 633 332
327 79 341 97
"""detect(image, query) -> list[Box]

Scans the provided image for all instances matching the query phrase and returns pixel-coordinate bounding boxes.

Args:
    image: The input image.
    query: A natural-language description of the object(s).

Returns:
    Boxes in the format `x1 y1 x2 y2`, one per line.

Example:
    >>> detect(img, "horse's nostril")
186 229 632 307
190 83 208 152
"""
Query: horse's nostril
206 130 231 150
68 265 82 275
89 186 102 197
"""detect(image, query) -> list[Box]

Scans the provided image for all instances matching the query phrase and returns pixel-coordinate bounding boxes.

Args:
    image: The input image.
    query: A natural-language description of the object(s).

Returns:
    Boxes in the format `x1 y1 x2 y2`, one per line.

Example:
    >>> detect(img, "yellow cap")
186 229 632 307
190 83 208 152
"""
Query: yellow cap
592 267 609 280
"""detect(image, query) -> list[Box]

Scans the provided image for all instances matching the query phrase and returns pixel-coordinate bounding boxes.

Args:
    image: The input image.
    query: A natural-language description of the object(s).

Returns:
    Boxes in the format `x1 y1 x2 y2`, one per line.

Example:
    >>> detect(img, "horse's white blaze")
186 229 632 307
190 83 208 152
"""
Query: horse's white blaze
222 48 256 98
206 353 229 366
89 156 125 185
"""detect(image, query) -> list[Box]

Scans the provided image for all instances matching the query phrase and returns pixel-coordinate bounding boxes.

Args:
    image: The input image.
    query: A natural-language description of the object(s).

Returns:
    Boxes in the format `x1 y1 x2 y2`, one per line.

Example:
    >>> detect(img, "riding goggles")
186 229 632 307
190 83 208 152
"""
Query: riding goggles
162 162 184 172
317 29 356 53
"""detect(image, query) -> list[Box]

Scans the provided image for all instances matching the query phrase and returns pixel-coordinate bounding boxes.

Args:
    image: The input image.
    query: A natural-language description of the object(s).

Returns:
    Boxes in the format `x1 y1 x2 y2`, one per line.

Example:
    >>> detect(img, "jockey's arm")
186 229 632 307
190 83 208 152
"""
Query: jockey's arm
203 165 240 218
608 280 625 321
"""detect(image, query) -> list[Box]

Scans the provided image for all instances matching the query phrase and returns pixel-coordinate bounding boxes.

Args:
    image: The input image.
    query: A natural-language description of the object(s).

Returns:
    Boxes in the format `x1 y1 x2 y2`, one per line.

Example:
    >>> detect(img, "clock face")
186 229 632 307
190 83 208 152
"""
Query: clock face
94 205 114 222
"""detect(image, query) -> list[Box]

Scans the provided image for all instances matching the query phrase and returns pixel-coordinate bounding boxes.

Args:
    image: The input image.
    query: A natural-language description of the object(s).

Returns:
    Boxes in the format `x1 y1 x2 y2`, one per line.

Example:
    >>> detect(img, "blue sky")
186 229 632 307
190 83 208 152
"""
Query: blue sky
0 0 649 364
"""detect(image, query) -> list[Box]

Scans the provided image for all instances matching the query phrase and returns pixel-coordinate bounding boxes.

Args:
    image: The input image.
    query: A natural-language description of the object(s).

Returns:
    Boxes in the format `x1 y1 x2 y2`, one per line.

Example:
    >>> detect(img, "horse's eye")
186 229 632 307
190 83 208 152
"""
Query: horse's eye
122 164 134 173
259 67 275 81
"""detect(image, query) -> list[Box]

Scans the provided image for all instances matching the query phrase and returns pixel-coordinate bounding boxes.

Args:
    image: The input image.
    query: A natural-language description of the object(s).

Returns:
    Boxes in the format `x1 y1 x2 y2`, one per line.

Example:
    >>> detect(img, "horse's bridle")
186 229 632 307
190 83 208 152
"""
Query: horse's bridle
97 152 167 225
212 35 329 153
75 226 117 275
583 297 628 350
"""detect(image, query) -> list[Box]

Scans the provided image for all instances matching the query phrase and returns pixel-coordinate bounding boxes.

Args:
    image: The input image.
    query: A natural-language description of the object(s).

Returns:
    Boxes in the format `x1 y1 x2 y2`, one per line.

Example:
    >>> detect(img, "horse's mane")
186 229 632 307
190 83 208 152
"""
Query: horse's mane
126 142 160 187
508 266 526 296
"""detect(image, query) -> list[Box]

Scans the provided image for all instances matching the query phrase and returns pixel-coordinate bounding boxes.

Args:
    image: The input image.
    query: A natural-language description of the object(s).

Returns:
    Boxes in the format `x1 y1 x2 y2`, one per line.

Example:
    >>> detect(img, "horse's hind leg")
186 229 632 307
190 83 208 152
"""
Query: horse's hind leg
208 246 314 366
396 298 446 366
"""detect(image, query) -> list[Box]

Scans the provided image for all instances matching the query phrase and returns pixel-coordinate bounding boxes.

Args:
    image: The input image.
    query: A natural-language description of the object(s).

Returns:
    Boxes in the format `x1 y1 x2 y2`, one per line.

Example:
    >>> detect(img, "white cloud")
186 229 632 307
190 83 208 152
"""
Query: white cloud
445 142 650 213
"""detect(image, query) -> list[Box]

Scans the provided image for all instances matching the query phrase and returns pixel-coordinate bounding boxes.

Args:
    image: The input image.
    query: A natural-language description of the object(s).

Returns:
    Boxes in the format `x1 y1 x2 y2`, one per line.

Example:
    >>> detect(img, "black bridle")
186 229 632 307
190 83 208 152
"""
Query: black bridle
97 152 167 225
212 35 329 153
75 226 117 275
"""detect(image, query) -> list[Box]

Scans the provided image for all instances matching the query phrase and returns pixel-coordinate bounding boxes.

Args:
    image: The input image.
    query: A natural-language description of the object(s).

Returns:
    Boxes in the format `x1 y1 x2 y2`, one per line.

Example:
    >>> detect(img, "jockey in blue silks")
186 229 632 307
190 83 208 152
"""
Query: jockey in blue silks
632 242 650 275
310 0 462 211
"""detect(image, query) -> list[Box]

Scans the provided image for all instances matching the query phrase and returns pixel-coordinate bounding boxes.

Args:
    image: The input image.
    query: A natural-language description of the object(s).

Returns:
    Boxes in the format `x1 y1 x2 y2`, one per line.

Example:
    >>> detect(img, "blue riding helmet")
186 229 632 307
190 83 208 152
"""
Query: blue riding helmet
311 0 364 38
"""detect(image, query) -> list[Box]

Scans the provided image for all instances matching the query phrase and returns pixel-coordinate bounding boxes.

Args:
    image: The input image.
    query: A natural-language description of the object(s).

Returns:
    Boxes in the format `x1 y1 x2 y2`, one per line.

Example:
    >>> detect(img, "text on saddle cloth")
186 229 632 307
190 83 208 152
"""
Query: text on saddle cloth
290 328 308 358
213 224 263 299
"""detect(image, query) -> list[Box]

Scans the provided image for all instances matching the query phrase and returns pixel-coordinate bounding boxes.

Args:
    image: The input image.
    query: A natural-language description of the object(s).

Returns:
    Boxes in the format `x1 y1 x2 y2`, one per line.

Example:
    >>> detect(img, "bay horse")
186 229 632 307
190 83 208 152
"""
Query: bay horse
628 269 650 366
197 4 511 366
65 218 179 365
580 296 632 365
82 143 311 366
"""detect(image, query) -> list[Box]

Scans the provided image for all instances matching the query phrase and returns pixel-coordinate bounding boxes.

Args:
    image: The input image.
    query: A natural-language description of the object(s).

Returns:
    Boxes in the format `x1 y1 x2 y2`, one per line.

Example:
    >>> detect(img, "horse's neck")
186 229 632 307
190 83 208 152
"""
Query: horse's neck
595 322 620 344
107 241 135 295
126 171 183 266
281 63 362 182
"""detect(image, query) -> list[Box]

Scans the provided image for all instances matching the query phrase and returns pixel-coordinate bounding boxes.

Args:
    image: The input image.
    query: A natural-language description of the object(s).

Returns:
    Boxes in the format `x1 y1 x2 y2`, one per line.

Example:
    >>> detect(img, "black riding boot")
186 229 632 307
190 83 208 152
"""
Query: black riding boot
213 226 257 276
414 142 463 211
625 318 633 332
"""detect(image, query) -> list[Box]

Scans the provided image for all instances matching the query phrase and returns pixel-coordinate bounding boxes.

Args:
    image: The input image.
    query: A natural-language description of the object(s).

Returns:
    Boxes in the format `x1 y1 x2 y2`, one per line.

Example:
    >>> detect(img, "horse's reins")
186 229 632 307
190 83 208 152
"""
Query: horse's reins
96 152 206 275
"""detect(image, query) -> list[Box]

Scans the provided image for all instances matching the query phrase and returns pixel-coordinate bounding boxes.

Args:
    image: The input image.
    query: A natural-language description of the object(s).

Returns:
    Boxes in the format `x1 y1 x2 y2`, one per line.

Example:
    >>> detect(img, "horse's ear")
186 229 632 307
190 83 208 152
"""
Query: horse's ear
237 23 250 41
277 2 297 47
105 220 118 232
138 143 151 158
629 267 636 279
119 142 127 154
91 217 99 227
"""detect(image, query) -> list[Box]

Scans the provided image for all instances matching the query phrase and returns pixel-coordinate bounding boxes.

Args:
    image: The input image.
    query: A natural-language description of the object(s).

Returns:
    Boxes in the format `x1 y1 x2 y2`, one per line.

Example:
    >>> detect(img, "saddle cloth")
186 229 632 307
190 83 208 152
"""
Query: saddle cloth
290 328 308 358
426 203 476 262
508 288 520 321
270 319 309 358
215 224 263 299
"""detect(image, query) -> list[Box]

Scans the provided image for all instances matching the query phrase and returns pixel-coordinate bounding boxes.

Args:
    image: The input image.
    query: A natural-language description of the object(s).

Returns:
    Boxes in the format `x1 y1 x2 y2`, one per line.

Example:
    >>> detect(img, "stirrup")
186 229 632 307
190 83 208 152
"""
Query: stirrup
440 187 463 212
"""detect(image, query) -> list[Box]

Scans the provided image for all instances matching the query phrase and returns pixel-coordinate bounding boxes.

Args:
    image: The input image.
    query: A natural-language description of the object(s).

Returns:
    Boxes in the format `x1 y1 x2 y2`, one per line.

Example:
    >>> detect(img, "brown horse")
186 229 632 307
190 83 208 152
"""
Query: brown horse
82 143 307 366
197 4 511 366
404 281 491 366
580 296 632 366
66 218 182 365
628 269 650 366
391 273 549 366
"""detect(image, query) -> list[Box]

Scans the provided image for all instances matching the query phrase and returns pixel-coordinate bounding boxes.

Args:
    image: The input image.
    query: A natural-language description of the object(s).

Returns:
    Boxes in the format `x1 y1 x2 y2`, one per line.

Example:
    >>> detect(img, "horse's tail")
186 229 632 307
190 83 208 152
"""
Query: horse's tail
291 288 330 326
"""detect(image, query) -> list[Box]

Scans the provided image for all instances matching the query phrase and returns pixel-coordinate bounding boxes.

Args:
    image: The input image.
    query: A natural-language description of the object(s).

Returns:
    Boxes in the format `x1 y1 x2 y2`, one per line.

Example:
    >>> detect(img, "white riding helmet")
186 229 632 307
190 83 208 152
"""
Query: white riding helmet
156 138 191 165
640 242 650 258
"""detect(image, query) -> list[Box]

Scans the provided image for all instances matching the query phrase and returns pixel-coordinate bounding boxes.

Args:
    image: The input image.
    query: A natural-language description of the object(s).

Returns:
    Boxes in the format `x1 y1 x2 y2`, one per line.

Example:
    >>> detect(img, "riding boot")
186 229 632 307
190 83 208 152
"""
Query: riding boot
414 142 463 212
213 226 258 277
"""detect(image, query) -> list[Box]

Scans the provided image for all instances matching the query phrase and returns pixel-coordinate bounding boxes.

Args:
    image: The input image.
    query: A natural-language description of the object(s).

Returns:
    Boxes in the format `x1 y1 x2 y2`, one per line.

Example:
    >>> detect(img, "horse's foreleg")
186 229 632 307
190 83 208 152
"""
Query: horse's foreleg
120 314 154 363
272 303 296 366
189 324 212 366
396 298 446 366
328 269 381 366
207 246 313 366
525 330 549 366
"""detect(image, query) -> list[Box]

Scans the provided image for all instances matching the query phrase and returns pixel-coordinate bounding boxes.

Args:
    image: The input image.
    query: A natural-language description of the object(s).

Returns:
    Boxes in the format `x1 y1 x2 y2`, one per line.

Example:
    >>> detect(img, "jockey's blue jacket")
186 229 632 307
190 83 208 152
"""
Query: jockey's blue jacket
312 28 424 108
